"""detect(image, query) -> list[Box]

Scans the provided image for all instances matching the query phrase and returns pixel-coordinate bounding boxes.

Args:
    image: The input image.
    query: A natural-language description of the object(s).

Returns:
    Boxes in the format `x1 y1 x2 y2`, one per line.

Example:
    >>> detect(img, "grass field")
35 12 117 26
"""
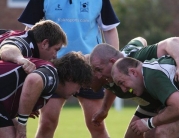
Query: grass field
27 106 136 138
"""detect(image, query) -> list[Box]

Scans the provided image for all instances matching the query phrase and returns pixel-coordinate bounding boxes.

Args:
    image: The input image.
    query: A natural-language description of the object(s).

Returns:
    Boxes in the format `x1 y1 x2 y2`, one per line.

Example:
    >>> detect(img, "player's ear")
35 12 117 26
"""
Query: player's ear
41 39 49 49
109 58 117 63
128 68 137 77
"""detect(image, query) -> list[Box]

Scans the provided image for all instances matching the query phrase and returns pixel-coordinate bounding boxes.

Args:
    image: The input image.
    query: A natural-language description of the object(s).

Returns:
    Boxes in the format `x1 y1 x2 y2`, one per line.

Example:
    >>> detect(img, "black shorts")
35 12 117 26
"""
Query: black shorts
134 106 157 118
0 103 14 127
52 87 104 99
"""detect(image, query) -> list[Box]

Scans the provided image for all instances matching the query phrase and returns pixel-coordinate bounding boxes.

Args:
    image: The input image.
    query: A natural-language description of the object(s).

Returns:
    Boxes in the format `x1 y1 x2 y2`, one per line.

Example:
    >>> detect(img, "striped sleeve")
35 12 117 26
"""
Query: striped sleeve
32 65 59 99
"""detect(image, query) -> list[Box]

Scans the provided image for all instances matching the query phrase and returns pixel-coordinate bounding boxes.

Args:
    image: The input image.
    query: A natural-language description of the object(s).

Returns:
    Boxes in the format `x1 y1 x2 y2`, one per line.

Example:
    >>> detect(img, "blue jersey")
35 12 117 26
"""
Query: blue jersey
18 0 120 57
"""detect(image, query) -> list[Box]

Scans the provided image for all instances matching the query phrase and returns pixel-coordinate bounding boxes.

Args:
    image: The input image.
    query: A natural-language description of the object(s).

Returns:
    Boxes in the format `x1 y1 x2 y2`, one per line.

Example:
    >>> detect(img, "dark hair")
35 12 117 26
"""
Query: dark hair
31 20 67 47
52 51 92 86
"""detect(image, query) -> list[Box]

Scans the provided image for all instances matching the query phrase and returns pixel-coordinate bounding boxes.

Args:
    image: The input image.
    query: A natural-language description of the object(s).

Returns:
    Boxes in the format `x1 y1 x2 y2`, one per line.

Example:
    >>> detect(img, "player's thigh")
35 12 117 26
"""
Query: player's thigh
40 98 66 121
0 126 16 138
76 88 104 123
125 115 155 138
78 97 103 119
76 88 104 116
154 121 179 138
125 115 144 138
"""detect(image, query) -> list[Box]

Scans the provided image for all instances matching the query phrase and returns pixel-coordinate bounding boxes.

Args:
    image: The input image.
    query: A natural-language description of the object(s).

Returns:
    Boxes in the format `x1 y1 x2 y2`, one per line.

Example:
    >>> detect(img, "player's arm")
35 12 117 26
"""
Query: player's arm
18 73 43 118
145 69 179 126
16 73 43 137
102 89 117 112
99 0 120 50
103 28 119 50
157 37 179 58
130 70 179 134
129 37 148 47
0 44 23 63
157 37 179 80
152 91 179 126
0 44 35 73
92 89 116 125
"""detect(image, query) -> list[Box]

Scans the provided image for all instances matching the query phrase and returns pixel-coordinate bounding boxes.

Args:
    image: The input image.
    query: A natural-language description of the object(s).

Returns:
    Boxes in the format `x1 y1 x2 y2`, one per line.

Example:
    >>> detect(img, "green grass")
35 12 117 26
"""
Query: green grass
27 106 136 138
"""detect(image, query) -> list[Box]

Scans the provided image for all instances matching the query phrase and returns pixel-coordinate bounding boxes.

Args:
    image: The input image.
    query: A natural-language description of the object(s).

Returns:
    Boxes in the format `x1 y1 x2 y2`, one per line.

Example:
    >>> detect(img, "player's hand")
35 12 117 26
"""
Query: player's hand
92 110 108 126
16 123 26 138
29 110 40 119
17 58 36 74
130 118 149 135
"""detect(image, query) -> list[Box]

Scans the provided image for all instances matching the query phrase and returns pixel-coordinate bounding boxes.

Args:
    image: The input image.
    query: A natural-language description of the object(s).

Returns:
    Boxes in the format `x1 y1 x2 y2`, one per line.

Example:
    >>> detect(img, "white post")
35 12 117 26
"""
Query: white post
114 97 123 111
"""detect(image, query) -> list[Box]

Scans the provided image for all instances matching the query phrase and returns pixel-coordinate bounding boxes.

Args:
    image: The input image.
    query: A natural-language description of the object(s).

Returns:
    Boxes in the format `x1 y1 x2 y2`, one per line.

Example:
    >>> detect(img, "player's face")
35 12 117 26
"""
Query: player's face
56 81 81 99
90 57 113 82
40 43 62 61
112 67 144 96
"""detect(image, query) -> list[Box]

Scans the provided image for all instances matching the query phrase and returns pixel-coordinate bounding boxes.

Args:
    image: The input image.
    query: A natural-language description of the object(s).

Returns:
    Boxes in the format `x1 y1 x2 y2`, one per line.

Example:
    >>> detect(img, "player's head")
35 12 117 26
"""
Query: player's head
111 57 144 96
52 51 92 99
31 20 67 60
31 20 67 47
90 43 123 82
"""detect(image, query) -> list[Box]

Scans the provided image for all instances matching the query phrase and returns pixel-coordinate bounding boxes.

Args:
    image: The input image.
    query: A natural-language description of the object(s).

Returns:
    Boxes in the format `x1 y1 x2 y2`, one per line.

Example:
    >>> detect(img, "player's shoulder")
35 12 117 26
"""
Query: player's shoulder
29 58 54 68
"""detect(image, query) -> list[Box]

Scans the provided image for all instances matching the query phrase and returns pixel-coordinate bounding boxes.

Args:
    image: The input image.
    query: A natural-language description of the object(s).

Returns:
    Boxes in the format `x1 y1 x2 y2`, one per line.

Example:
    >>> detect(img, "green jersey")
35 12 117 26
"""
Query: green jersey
105 39 164 116
121 39 158 62
106 39 158 99
143 56 178 105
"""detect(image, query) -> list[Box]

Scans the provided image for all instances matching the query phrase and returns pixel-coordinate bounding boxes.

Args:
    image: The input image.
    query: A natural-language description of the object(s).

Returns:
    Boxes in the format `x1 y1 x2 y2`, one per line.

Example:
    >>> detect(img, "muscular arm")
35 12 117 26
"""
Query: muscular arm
157 37 179 59
103 28 119 50
153 91 179 126
102 89 117 112
130 94 179 135
0 45 36 73
92 89 116 125
157 37 179 80
0 44 24 63
18 73 43 115
16 73 43 137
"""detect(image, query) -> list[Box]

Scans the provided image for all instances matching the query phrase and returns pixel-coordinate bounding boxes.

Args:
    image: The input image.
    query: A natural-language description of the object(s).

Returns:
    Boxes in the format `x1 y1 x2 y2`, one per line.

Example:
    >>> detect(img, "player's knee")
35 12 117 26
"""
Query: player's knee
154 127 166 138
87 120 106 132
39 115 58 131
87 123 109 138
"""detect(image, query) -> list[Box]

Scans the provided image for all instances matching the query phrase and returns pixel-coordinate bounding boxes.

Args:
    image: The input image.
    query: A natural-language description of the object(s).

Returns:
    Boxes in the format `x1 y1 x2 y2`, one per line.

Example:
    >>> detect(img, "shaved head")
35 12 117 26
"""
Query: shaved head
90 43 123 64
112 57 140 75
